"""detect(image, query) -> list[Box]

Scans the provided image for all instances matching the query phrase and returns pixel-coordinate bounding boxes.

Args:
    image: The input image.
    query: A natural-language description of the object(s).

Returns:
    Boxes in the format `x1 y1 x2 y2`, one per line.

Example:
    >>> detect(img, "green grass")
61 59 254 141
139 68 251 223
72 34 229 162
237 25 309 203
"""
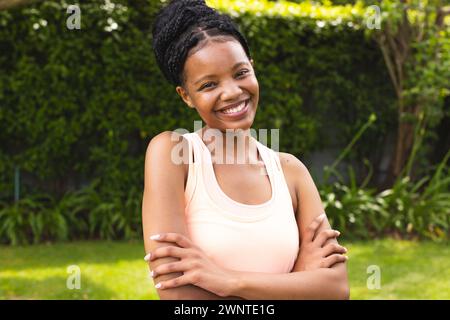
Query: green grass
0 241 156 300
345 239 450 299
0 239 449 300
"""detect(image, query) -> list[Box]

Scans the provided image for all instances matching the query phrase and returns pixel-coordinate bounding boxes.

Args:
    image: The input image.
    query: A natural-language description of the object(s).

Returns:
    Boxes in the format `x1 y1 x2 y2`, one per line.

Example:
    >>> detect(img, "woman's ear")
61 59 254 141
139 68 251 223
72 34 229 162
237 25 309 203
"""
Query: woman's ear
176 86 195 109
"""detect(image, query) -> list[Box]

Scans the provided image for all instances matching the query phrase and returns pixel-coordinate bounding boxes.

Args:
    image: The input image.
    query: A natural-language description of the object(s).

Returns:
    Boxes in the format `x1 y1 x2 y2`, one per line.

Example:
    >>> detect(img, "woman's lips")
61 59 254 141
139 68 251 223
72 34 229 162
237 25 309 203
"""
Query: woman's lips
216 99 250 119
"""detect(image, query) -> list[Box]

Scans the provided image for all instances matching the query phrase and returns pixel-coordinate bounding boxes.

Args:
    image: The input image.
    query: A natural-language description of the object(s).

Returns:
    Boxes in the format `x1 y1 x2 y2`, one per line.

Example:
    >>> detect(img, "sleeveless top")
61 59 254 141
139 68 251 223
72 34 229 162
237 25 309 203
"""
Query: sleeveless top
182 131 299 274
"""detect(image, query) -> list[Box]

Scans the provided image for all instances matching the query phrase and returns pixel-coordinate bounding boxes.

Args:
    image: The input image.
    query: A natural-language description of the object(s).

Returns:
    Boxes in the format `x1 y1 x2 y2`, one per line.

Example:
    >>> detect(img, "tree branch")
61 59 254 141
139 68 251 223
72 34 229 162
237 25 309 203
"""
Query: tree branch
377 33 401 99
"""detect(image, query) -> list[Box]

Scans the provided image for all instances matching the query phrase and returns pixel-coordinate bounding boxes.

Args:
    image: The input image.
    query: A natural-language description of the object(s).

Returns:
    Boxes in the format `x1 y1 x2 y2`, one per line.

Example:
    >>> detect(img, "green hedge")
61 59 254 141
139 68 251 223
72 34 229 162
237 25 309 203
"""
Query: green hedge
0 0 396 199
6 0 441 244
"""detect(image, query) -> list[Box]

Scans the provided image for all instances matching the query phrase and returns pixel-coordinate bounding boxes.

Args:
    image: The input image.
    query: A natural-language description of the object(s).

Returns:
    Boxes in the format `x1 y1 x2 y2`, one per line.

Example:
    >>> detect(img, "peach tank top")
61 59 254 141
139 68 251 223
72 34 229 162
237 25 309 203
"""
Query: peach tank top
183 131 299 273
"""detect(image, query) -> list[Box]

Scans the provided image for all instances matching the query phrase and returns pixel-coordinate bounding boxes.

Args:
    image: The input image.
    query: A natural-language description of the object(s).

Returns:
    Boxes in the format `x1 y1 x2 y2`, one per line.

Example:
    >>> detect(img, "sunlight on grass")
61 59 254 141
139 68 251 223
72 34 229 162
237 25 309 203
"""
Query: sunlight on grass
0 239 448 299
0 241 157 300
346 239 450 299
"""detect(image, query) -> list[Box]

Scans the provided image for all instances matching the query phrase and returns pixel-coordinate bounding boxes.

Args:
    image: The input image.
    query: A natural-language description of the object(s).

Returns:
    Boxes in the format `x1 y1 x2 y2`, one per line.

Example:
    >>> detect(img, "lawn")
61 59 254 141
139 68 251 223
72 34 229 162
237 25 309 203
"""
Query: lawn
0 239 449 300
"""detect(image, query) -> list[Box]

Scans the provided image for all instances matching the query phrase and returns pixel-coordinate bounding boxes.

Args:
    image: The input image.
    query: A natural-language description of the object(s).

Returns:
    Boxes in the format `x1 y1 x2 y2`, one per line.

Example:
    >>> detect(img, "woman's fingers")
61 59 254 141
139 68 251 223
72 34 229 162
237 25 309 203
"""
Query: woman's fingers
145 233 198 262
154 275 192 290
150 232 194 248
304 213 326 243
152 261 190 277
148 245 187 261
321 254 348 268
313 229 340 247
322 243 347 257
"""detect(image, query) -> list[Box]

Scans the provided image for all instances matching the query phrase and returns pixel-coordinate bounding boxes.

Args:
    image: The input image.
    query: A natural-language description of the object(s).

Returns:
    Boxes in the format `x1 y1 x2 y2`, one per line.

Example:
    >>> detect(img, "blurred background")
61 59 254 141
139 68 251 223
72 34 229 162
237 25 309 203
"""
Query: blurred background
0 0 449 299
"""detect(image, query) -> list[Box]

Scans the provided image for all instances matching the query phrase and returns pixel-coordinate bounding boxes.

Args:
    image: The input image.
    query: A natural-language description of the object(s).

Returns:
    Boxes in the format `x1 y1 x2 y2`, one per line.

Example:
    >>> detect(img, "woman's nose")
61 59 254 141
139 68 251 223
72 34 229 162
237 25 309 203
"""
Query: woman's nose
220 81 243 101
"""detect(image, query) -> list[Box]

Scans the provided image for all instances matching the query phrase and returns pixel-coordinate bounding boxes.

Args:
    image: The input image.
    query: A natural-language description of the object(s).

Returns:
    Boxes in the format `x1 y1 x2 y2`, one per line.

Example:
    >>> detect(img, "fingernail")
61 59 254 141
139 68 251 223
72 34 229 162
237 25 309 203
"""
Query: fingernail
150 234 161 240
345 255 349 260
343 247 347 252
144 253 151 261
150 270 155 278
336 231 341 236
155 283 162 289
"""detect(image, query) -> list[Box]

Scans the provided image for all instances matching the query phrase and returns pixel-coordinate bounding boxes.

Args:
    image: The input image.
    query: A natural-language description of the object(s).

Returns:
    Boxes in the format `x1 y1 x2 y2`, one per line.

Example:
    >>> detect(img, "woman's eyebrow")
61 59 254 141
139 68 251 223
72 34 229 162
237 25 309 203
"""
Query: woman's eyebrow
194 61 249 85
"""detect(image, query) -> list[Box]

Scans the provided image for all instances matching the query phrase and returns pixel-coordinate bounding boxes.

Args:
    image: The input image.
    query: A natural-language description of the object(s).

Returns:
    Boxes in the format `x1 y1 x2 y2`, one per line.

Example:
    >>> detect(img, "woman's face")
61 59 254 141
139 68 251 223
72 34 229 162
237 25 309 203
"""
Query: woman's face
176 39 259 132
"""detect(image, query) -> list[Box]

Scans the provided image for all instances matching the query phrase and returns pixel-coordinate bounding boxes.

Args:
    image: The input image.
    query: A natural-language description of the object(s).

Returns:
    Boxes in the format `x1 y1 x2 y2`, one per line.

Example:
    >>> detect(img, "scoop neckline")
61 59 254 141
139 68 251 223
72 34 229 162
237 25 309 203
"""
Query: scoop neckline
192 130 276 209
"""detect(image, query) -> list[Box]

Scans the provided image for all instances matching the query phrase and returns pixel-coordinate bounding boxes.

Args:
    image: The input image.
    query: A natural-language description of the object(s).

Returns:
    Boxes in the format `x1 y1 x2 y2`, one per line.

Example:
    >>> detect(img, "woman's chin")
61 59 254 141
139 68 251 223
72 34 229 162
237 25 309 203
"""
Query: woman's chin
218 117 255 131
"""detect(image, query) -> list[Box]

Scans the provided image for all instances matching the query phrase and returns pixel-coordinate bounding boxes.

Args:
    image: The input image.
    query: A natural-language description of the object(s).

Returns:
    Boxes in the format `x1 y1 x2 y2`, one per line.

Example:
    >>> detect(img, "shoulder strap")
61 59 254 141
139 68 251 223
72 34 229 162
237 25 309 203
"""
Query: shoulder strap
183 133 193 164
255 139 281 173
272 150 282 172
182 133 199 208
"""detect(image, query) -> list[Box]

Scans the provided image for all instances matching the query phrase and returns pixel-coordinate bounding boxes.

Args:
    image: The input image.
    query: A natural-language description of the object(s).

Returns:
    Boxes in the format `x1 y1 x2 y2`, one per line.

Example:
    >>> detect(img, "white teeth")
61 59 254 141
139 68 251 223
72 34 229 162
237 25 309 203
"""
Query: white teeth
220 100 247 114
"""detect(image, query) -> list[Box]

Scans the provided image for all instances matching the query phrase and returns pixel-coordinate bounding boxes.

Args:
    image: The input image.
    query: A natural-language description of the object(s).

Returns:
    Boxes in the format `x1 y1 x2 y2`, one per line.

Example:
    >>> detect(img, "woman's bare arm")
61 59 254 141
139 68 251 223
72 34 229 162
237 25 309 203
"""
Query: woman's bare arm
288 153 349 280
142 131 242 300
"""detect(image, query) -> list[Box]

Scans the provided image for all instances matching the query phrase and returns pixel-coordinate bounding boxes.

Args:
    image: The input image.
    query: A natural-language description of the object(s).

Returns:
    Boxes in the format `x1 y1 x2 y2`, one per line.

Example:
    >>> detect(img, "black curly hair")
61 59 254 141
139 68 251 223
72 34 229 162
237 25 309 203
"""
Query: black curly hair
152 0 252 87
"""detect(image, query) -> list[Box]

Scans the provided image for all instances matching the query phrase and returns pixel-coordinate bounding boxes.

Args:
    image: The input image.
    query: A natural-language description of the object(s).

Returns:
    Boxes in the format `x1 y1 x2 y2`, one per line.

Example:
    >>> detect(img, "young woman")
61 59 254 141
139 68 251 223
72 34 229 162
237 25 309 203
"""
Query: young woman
142 0 349 300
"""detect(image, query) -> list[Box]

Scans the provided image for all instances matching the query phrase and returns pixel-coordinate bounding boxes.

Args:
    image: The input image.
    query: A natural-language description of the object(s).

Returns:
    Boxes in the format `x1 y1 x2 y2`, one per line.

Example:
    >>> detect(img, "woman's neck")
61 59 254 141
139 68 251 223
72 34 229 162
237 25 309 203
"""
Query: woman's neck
197 125 260 165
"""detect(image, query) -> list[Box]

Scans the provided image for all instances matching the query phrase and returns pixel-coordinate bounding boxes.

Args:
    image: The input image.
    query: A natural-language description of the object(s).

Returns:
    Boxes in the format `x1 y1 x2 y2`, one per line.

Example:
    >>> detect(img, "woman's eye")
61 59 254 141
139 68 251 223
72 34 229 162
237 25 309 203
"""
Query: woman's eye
200 82 214 90
199 70 249 90
236 69 249 77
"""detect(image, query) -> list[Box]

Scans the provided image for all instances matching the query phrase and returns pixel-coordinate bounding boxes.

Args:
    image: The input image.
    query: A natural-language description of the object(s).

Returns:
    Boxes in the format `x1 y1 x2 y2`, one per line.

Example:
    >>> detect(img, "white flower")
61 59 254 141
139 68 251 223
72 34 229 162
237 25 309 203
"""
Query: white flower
101 0 116 13
349 214 356 223
105 17 119 32
316 20 326 28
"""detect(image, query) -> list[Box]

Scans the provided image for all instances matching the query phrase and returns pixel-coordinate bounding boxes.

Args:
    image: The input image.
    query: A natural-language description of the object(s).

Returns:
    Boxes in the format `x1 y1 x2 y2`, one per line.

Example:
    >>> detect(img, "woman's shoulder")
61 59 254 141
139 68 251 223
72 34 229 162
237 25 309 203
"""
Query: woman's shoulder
147 130 188 148
277 151 308 175
146 131 190 162
145 131 190 182
275 152 310 214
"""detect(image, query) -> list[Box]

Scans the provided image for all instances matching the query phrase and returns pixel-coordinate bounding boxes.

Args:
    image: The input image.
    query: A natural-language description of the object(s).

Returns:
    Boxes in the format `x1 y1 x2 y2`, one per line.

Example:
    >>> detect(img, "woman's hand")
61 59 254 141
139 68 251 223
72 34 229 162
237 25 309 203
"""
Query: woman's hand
145 233 238 297
296 213 348 271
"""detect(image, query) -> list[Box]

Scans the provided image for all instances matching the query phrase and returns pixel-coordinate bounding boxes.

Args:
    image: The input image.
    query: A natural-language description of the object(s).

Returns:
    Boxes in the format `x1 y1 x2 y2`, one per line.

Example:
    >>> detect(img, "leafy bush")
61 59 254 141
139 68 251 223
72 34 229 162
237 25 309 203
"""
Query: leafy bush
0 180 142 245
0 0 396 200
0 193 86 245
322 116 450 241
0 0 446 243
323 166 450 242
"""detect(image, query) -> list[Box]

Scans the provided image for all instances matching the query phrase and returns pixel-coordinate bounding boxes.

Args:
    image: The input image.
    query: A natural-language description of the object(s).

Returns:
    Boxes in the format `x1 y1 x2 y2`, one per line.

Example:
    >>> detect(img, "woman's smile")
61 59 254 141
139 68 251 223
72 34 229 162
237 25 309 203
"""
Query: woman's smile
215 98 251 120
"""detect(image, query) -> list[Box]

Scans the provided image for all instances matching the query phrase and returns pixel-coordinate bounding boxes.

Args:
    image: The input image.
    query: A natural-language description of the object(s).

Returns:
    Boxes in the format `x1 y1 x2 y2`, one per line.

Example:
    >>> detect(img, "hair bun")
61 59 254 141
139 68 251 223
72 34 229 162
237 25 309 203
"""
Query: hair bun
152 0 251 86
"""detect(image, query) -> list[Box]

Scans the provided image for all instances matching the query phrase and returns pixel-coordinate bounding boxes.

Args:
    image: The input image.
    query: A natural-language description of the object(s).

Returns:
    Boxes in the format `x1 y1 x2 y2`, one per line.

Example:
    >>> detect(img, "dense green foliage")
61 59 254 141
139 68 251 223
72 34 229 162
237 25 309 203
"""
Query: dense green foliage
0 1 447 244
0 0 395 197
323 151 450 242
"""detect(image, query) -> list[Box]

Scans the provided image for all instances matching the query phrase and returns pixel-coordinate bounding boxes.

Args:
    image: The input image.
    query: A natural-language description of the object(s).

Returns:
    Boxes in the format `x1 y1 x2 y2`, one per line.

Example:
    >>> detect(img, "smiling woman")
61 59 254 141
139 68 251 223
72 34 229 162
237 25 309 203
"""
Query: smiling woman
142 0 349 300
177 40 258 130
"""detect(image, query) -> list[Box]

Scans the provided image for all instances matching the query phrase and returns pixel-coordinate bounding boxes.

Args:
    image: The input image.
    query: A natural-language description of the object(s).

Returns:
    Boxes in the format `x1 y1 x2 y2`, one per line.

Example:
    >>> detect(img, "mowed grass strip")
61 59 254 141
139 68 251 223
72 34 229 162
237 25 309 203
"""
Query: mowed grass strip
1 239 448 299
